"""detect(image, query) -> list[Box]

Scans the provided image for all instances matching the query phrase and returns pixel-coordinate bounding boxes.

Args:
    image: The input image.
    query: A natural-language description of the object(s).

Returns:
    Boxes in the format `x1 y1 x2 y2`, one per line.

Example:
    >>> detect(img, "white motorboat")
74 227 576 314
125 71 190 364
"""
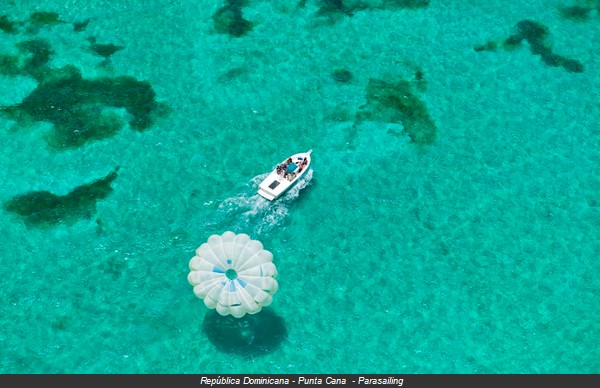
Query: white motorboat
257 150 312 201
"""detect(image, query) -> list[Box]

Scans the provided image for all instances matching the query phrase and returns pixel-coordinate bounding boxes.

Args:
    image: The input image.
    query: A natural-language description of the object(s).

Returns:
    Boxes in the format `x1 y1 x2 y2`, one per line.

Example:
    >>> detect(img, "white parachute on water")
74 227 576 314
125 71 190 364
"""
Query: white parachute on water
188 231 278 318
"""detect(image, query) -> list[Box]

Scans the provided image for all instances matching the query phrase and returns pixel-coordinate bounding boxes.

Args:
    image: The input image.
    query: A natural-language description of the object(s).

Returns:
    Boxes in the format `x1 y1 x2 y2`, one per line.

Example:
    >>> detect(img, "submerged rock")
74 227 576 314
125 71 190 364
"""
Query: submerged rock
213 0 254 37
4 65 165 149
332 68 353 83
29 11 67 26
73 18 91 32
0 14 17 34
316 0 429 21
558 5 593 21
356 77 436 146
26 11 67 33
474 19 584 73
3 167 120 227
87 36 125 60
17 39 54 79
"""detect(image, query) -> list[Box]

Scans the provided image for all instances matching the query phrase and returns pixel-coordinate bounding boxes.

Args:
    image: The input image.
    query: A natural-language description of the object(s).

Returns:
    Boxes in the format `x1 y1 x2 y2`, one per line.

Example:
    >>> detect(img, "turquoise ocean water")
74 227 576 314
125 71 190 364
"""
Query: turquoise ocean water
1 0 599 374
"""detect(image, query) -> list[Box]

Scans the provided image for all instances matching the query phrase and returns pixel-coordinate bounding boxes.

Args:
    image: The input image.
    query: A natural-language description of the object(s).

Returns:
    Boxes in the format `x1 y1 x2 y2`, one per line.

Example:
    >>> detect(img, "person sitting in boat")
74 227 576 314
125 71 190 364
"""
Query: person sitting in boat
277 158 293 176
297 157 308 173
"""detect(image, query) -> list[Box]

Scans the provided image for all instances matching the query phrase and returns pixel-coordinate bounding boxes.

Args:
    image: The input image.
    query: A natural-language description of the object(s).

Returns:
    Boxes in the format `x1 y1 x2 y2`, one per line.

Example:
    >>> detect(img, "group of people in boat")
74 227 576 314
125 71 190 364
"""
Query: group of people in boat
298 157 308 172
276 156 308 180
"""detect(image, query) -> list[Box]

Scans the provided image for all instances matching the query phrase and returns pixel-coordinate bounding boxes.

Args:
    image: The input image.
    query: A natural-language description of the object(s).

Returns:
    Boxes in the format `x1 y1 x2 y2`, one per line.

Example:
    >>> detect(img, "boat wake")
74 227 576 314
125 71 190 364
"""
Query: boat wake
216 169 313 236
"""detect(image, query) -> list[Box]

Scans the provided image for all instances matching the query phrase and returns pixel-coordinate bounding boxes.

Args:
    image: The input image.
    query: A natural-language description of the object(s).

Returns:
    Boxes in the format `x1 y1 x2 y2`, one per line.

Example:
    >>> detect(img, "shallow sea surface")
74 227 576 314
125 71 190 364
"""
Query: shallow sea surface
0 0 598 373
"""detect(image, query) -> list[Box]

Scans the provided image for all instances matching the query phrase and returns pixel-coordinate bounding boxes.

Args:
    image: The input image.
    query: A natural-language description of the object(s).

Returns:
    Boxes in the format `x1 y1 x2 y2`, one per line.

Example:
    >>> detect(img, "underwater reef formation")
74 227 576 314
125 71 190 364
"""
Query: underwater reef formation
355 76 436 146
3 167 120 227
0 11 91 34
316 0 429 20
474 19 584 73
87 36 125 61
1 10 166 231
0 53 20 76
217 66 249 83
26 11 68 33
0 18 167 150
73 18 91 32
331 68 353 83
213 0 254 37
0 14 18 34
409 63 427 92
3 65 164 149
559 5 593 20
558 0 600 21
17 38 54 80
317 0 361 17
28 11 67 27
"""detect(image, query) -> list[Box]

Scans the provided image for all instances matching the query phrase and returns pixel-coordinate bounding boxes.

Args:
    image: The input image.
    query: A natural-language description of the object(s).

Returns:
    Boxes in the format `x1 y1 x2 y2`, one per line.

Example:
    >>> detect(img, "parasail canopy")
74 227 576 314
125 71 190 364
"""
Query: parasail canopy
188 231 278 318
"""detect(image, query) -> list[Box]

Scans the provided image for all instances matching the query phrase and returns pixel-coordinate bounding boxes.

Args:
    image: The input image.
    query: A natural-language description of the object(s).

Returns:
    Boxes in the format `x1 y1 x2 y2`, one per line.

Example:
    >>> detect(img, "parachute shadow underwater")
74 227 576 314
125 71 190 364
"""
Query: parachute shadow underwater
189 231 286 357
202 307 287 358
189 171 313 356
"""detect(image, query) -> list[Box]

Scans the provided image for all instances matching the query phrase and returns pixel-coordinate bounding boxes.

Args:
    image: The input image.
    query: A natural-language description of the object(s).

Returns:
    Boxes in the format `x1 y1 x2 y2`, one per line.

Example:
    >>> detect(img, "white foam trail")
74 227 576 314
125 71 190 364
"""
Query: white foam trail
216 169 314 236
280 169 313 202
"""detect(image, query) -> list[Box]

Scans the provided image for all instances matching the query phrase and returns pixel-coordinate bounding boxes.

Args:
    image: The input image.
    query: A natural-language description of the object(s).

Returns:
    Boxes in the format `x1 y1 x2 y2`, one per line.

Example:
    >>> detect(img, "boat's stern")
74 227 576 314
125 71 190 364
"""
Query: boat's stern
257 186 277 201
257 171 286 201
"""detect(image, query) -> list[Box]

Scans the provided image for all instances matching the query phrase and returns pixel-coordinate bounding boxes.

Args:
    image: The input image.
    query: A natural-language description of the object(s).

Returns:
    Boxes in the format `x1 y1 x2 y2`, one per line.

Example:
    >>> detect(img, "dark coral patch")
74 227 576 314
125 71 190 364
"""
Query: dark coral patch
412 66 427 92
474 19 584 73
87 36 125 60
317 0 429 20
356 77 436 146
0 54 21 76
516 19 549 40
0 14 18 34
23 68 156 142
396 0 431 8
17 39 54 79
26 11 67 33
317 0 360 18
43 103 125 149
502 34 522 48
514 20 583 73
73 18 91 32
2 64 165 149
558 5 592 21
3 167 120 227
561 58 584 73
332 68 353 83
213 0 254 37
29 11 67 27
474 41 499 52
0 30 167 150
217 66 248 83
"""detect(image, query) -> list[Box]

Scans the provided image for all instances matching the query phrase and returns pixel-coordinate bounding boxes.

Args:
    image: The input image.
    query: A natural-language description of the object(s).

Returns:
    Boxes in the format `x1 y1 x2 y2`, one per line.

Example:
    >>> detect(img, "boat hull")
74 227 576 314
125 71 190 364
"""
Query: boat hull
257 150 312 201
